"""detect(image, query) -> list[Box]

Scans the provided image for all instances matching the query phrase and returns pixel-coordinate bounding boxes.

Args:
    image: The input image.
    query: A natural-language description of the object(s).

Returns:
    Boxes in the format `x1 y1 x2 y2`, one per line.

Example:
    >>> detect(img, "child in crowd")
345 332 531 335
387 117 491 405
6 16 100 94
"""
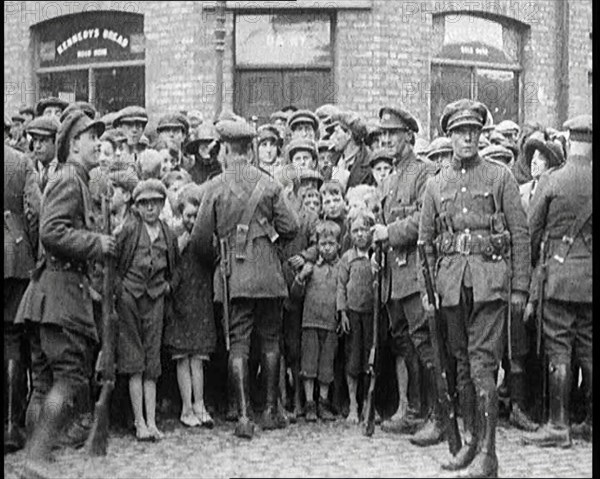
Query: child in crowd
300 187 321 217
337 210 376 423
108 169 139 234
138 149 164 180
163 183 217 428
114 179 179 441
345 184 381 220
368 149 394 188
291 221 342 422
160 170 192 237
99 129 127 169
154 138 184 176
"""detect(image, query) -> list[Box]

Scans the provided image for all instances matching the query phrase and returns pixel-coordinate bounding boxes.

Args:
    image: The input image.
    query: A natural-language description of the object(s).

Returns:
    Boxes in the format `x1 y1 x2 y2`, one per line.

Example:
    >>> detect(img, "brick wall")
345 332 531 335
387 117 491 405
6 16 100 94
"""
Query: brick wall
4 0 592 135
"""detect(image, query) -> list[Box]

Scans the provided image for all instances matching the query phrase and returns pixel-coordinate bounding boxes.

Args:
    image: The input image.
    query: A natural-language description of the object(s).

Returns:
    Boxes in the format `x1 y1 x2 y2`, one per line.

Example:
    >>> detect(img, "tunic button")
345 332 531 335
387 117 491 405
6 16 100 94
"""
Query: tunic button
462 208 468 214
461 168 466 174
465 229 470 234
461 187 467 193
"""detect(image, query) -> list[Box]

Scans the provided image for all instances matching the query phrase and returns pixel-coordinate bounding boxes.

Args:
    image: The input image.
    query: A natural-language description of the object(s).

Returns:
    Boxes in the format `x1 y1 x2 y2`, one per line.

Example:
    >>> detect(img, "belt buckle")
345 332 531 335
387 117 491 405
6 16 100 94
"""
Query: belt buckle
457 232 472 255
562 235 574 245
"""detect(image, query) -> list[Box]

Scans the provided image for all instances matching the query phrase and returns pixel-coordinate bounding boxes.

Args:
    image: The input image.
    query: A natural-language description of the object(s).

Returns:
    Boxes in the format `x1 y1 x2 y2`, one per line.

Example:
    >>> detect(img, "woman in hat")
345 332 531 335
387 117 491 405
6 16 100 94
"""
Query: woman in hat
256 124 283 173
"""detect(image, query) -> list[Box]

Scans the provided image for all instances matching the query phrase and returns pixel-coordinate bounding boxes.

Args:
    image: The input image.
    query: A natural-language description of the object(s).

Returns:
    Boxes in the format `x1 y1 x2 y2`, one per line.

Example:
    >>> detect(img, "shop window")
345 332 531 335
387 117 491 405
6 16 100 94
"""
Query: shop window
430 13 524 137
33 11 145 115
234 12 334 124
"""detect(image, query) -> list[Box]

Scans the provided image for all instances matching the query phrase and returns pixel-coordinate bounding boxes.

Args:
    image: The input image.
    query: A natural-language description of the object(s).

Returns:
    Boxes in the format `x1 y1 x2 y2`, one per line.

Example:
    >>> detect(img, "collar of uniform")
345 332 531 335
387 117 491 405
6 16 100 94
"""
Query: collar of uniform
65 159 90 183
451 154 482 171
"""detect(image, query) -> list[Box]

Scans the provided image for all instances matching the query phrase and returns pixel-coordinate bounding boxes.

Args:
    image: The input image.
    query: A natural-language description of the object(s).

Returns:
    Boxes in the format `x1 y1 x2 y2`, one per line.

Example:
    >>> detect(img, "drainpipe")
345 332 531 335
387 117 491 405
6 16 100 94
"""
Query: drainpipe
557 0 569 127
214 0 226 121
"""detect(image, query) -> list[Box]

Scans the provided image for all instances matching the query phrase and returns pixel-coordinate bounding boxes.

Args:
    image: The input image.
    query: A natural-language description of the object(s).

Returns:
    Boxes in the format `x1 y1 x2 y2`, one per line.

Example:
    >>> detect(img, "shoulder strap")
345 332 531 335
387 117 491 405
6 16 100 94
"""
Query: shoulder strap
552 197 593 263
240 177 267 228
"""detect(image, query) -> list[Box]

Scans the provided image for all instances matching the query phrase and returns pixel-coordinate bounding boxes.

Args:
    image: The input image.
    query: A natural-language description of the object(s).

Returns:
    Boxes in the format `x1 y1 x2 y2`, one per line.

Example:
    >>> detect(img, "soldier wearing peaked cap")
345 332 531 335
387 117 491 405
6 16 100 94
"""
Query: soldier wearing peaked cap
16 109 116 469
522 114 592 448
4 140 39 452
113 106 149 164
370 105 437 439
190 116 299 439
35 97 69 119
418 99 530 477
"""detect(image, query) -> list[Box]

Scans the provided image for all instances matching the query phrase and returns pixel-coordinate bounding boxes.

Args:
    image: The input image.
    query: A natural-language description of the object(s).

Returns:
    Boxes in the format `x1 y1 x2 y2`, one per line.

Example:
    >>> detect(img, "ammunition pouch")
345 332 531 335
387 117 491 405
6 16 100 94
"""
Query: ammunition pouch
435 230 509 261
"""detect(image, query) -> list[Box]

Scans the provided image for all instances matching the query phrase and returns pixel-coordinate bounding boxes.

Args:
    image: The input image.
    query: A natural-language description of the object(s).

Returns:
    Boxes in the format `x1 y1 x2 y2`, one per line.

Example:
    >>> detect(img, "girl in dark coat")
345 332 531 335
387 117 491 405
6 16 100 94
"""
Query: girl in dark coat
163 182 217 427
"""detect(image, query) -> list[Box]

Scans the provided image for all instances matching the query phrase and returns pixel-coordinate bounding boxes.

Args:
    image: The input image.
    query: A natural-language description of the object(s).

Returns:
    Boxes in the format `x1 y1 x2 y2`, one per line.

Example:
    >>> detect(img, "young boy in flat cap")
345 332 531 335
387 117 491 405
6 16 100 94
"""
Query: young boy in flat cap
25 116 60 193
114 106 149 164
114 178 179 441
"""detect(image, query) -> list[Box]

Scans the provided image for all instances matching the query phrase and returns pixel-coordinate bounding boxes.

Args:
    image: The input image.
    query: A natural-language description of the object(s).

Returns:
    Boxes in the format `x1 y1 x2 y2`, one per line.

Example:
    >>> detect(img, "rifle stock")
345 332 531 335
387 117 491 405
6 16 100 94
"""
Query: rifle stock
220 238 231 351
417 242 461 456
363 243 383 437
86 194 117 456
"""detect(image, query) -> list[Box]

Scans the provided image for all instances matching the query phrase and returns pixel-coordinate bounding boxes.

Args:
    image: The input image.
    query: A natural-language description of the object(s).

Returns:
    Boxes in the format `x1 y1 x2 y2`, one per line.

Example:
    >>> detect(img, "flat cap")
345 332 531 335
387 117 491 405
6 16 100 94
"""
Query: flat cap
11 114 26 123
287 138 318 162
60 102 97 123
35 97 69 117
326 111 367 142
56 110 106 163
113 106 148 128
426 137 453 160
257 124 282 146
288 110 319 132
414 137 431 156
100 128 127 146
314 104 341 122
299 167 324 187
318 139 334 152
524 137 565 168
563 114 592 142
378 107 419 133
215 118 255 141
368 148 395 167
18 106 35 117
495 120 520 134
480 145 513 165
132 178 167 202
281 105 298 114
156 113 190 136
440 99 487 134
25 116 60 137
100 111 119 129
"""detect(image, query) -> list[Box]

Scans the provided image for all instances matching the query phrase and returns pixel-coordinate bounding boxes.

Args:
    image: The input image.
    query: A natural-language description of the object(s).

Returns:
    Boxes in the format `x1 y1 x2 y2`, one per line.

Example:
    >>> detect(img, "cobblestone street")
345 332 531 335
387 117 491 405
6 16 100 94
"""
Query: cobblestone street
4 417 593 478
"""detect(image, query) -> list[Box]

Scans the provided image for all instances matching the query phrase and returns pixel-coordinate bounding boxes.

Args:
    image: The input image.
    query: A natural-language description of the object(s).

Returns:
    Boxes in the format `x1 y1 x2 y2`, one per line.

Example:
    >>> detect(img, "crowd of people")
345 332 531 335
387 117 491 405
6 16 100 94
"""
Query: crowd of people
4 95 592 478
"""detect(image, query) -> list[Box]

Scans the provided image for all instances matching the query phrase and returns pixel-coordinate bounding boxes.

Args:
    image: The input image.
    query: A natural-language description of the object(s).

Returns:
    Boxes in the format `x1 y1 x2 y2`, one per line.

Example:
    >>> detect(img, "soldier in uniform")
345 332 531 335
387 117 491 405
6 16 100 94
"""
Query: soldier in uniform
370 106 441 443
190 116 299 439
418 99 530 477
4 142 39 452
522 115 593 446
18 110 116 467
113 106 149 164
35 97 69 120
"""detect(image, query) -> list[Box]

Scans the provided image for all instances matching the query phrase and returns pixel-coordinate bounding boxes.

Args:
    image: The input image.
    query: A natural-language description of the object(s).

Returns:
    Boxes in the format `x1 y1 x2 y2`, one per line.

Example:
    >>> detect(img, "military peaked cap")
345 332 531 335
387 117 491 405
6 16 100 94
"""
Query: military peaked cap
113 106 148 128
563 114 592 142
26 116 60 137
35 97 69 117
378 106 419 133
440 99 488 134
56 110 106 163
133 178 167 202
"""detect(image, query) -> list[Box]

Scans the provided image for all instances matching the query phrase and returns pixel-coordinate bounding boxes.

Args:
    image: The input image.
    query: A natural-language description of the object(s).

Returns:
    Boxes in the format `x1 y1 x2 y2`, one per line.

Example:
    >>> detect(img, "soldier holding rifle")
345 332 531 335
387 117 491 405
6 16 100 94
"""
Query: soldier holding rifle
418 99 530 478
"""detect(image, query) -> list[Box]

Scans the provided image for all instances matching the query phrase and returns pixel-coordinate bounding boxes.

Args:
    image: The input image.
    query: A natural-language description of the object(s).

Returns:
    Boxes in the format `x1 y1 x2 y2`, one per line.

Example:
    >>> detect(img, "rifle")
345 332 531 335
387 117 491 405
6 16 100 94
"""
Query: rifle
363 243 383 437
86 194 118 456
537 233 549 422
219 238 231 351
417 242 462 456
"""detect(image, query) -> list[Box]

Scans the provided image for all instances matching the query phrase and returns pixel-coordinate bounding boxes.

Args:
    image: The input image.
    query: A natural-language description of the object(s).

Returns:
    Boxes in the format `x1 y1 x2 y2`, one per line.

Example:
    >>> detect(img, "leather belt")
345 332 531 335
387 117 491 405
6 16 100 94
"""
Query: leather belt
46 256 87 274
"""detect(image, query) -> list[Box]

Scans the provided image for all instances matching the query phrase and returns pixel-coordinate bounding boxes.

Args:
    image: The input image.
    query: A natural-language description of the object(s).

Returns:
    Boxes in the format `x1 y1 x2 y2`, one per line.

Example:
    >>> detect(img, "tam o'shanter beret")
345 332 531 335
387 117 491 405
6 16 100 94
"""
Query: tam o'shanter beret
113 106 148 128
378 107 419 133
26 116 60 137
56 110 106 163
35 97 70 117
563 114 592 142
440 99 488 134
133 178 167 202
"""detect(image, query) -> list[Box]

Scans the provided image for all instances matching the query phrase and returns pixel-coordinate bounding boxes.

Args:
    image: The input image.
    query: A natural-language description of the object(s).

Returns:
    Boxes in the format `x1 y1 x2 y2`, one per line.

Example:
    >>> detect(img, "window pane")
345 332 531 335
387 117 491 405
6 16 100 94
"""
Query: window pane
39 71 89 103
476 69 518 123
430 65 473 138
435 15 519 64
236 14 331 66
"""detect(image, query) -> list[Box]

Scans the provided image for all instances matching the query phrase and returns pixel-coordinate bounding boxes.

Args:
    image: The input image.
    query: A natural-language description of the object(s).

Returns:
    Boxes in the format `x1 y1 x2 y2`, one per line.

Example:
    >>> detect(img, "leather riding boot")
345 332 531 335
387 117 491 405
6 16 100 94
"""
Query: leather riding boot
225 361 238 422
410 366 444 447
571 362 592 442
459 387 499 478
509 372 539 432
4 360 26 452
522 363 571 448
26 381 74 463
260 351 288 430
229 356 255 439
442 382 478 471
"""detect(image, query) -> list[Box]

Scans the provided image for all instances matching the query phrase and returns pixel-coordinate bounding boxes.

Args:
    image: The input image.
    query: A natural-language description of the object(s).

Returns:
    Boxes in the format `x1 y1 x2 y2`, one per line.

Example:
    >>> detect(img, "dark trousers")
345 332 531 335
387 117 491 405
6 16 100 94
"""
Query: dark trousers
441 285 505 393
229 298 282 359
